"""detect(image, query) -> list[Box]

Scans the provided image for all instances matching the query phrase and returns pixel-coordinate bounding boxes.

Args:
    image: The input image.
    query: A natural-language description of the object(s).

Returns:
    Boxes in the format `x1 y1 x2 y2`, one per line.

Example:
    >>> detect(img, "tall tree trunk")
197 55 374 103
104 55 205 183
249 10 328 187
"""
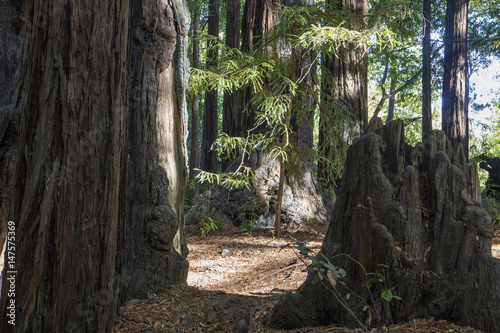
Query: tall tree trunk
201 0 220 172
318 0 368 187
0 0 23 267
189 2 201 196
0 0 131 331
422 0 432 140
122 0 190 301
222 0 242 171
442 0 469 159
239 0 282 169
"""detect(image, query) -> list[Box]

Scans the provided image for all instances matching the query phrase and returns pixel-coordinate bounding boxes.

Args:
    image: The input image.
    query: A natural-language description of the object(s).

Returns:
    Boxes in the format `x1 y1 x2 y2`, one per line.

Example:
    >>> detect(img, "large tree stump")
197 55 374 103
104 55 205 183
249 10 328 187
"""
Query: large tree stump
268 120 500 332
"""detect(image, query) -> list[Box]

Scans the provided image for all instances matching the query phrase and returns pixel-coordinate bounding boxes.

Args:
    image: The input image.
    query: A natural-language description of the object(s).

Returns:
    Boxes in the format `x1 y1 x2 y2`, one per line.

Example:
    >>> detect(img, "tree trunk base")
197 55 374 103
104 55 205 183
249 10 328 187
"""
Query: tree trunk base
268 120 500 332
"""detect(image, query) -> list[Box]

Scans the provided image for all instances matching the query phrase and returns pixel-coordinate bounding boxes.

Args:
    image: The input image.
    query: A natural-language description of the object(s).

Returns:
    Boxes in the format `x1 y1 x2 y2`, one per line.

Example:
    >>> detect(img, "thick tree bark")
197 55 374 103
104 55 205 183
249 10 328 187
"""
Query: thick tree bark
122 0 190 301
318 0 368 187
189 2 201 196
321 0 368 141
240 0 281 146
0 0 131 331
222 0 242 171
442 0 469 159
422 0 432 140
269 121 500 332
201 0 220 172
0 0 23 267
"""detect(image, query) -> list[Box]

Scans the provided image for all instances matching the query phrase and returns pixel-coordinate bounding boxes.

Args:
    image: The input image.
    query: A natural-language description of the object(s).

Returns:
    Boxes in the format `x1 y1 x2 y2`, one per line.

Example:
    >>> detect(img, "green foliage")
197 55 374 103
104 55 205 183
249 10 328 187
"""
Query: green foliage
188 2 400 197
362 264 402 302
185 200 225 238
196 166 254 191
483 196 500 225
296 244 347 286
237 197 264 235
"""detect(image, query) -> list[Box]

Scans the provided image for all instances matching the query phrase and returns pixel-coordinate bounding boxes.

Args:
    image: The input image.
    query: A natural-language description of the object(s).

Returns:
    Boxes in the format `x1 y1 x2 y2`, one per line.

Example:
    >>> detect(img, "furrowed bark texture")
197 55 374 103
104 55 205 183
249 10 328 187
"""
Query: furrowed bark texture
188 2 201 195
321 0 368 141
0 1 131 331
422 0 432 139
123 0 190 301
0 0 23 262
201 0 220 172
442 0 469 159
239 0 281 158
222 0 241 171
318 0 368 187
269 121 499 332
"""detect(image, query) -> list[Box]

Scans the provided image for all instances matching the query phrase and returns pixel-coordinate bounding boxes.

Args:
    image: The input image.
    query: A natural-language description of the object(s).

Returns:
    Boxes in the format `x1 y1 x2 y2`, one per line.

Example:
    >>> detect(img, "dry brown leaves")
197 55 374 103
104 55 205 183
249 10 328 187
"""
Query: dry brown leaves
113 226 497 333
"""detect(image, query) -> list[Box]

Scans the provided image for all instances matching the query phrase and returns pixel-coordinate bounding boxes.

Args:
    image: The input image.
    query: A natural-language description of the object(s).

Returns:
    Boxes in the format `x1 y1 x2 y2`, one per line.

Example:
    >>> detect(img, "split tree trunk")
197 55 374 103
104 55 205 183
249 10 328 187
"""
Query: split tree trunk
269 120 500 332
0 1 131 331
122 0 190 301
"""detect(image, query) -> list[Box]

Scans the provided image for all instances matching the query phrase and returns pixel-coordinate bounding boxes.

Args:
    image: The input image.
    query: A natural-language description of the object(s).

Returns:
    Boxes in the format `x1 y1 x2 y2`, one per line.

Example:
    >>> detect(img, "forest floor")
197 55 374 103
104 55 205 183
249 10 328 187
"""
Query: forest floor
113 224 500 333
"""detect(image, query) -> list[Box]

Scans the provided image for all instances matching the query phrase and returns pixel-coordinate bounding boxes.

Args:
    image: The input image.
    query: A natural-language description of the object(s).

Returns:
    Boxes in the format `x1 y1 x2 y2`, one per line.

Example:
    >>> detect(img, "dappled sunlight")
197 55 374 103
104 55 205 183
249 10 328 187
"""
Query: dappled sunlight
186 228 322 295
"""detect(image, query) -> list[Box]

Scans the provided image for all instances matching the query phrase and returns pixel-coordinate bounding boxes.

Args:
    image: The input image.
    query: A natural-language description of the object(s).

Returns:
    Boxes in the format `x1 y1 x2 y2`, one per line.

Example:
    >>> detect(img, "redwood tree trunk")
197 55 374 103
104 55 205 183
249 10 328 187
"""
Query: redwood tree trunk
422 0 432 140
318 0 368 187
240 0 280 137
201 0 220 172
442 0 469 159
222 0 242 171
0 0 23 266
0 0 130 331
189 2 201 195
122 0 190 301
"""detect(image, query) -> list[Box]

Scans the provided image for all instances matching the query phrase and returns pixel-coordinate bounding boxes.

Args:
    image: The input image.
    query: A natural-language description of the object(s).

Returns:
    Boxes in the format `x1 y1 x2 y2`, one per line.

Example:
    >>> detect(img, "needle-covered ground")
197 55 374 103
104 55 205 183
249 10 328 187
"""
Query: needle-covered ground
113 225 500 332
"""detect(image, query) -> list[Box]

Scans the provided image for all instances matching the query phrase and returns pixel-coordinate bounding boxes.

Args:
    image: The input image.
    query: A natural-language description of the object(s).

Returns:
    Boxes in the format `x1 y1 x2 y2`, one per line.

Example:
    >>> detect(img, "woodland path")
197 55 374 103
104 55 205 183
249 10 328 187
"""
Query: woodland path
113 225 500 332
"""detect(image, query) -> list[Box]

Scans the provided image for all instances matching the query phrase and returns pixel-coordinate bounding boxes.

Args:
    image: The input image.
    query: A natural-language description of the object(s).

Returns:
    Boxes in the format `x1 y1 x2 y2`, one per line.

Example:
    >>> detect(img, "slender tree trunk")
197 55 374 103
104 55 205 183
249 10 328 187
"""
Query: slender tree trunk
222 0 242 171
386 78 397 124
201 0 220 172
422 0 432 140
0 1 130 331
122 0 190 301
442 0 469 159
189 2 201 196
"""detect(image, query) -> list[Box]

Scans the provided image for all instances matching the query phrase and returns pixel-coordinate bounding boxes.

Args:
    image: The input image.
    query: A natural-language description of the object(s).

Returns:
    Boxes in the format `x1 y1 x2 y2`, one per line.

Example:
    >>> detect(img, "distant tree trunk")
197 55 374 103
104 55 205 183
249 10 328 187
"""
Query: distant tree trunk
122 0 190 301
422 0 432 140
239 0 281 168
318 0 368 187
386 78 397 124
222 0 241 171
270 122 500 332
0 0 131 331
201 0 220 172
442 0 469 159
0 0 23 266
189 2 201 196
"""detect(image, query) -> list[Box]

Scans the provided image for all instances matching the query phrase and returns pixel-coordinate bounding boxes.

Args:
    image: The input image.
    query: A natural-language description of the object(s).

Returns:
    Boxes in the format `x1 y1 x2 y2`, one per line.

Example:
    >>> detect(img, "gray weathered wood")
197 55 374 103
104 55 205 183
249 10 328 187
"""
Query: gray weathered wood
269 122 499 332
